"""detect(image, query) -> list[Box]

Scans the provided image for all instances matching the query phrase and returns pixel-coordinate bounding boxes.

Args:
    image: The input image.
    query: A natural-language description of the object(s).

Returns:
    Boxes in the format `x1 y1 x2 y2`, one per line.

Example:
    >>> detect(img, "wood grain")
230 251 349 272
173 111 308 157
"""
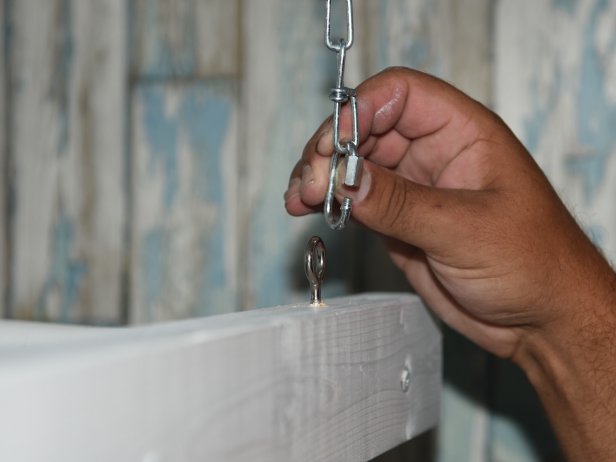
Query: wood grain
240 0 348 309
130 81 239 322
130 0 240 79
360 0 492 103
0 293 441 462
8 0 127 324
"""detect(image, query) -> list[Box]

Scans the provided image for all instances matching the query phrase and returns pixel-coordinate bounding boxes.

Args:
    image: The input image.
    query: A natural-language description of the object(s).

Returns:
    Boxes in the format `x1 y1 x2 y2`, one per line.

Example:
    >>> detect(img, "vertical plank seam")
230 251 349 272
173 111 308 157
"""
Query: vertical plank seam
2 0 13 319
234 0 244 311
120 0 135 325
236 0 251 310
486 0 497 109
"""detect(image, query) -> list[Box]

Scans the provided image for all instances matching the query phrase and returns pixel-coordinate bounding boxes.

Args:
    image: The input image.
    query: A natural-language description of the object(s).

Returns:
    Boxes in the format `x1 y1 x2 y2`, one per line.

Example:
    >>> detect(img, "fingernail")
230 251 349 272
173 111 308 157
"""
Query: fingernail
284 177 301 202
302 164 315 185
316 129 333 155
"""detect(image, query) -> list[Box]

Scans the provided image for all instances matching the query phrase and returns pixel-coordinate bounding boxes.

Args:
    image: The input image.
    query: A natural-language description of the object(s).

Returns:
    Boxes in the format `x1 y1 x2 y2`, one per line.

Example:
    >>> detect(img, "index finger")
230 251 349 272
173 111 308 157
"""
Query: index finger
316 67 488 172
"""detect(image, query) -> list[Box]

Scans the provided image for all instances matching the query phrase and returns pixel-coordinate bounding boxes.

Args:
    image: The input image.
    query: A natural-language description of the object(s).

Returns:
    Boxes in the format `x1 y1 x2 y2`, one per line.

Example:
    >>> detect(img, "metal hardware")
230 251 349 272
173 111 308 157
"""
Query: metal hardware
331 49 358 155
400 366 411 392
325 0 354 51
323 0 362 230
343 142 363 187
324 152 352 230
305 236 326 306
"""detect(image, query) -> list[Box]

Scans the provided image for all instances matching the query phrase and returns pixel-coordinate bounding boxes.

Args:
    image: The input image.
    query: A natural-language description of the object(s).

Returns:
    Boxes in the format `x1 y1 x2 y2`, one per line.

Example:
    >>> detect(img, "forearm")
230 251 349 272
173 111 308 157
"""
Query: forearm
514 255 616 461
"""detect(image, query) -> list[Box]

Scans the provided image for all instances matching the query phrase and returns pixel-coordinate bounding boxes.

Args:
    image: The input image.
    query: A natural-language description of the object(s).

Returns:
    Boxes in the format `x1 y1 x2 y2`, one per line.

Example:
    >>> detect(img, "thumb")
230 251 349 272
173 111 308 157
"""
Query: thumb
338 161 486 252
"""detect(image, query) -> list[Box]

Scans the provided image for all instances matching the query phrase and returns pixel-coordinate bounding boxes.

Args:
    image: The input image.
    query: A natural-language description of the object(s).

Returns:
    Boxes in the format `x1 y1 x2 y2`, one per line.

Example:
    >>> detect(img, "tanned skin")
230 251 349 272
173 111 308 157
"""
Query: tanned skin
284 68 616 461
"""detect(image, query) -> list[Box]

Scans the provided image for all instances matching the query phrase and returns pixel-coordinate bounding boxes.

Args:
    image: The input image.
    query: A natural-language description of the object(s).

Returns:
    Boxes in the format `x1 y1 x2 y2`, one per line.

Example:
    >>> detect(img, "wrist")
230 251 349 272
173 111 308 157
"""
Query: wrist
513 260 616 461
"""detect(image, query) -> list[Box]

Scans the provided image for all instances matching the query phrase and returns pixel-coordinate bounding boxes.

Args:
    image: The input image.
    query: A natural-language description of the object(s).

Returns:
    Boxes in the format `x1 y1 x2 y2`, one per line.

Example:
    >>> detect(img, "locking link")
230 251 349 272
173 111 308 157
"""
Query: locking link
343 142 363 187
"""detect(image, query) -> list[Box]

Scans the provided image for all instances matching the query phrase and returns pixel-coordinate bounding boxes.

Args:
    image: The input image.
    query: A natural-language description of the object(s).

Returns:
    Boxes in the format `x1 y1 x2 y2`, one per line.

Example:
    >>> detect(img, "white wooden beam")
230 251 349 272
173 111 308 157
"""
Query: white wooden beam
0 293 440 462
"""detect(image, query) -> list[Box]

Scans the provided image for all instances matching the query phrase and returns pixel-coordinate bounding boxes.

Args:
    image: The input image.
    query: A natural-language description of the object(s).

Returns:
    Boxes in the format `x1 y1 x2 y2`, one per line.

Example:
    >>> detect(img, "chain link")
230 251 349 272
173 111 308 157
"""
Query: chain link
325 0 354 51
323 0 362 231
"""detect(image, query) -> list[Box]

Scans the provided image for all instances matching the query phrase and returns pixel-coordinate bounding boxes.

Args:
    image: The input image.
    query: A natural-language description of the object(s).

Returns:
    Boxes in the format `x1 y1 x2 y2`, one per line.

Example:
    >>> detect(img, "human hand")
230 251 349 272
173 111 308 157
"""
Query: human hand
284 67 614 361
286 68 616 459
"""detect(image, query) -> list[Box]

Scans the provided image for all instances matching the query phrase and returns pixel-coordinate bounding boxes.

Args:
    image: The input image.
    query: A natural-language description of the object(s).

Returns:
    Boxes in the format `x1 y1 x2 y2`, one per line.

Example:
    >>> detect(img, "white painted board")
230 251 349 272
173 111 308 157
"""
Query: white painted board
0 293 441 462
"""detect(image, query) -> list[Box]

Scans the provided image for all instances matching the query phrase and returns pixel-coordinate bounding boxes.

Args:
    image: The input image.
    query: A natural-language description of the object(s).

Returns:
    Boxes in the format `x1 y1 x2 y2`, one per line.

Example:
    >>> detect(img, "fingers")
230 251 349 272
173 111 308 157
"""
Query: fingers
338 160 490 253
285 118 333 216
318 67 486 165
285 67 495 216
384 237 520 357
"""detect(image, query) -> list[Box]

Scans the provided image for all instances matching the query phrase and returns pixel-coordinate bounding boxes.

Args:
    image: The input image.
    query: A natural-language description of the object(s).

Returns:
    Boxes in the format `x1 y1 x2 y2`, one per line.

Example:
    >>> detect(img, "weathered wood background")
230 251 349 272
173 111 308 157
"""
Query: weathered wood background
1 0 613 460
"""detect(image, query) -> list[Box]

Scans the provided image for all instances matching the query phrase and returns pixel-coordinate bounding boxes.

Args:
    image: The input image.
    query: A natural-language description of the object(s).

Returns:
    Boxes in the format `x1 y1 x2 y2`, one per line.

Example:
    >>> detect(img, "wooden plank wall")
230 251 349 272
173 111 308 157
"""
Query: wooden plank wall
3 0 615 460
0 0 6 317
6 0 127 324
129 0 241 323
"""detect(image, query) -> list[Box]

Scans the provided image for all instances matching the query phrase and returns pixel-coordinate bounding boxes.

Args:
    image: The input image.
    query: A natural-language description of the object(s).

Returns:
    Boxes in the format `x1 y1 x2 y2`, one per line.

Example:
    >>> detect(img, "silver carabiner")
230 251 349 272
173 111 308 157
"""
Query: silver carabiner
325 0 354 51
324 151 352 230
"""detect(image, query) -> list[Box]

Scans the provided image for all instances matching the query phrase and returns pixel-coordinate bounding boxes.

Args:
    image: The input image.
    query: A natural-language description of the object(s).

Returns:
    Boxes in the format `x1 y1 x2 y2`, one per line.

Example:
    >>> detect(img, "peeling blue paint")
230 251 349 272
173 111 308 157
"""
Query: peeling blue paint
567 0 616 204
130 0 197 78
38 215 87 323
179 84 233 305
376 1 443 77
138 82 235 316
179 86 231 203
142 86 180 209
248 1 332 308
141 83 232 210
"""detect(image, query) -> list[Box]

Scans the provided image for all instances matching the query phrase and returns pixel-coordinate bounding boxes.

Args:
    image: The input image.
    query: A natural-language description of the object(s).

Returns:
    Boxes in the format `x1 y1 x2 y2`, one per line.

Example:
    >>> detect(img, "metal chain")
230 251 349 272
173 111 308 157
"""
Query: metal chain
323 0 363 231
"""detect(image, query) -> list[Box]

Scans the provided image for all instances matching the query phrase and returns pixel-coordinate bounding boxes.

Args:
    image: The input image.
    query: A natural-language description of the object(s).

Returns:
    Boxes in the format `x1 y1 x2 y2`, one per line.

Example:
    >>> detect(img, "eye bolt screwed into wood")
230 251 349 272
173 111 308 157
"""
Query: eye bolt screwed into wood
305 236 326 306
